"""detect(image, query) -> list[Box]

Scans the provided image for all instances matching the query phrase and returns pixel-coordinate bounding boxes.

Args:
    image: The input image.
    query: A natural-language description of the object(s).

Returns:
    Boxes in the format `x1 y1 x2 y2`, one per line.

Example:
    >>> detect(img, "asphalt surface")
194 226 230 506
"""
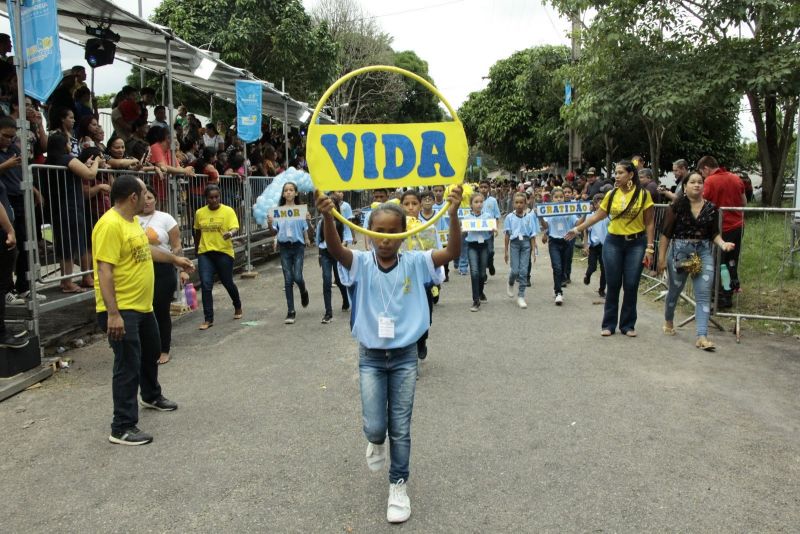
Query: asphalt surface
1 237 799 533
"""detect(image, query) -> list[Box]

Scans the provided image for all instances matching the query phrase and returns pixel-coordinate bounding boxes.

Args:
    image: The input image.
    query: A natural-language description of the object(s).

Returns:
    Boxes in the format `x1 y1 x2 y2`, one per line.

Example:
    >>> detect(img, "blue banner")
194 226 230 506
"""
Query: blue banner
9 0 62 102
236 80 262 143
564 81 572 105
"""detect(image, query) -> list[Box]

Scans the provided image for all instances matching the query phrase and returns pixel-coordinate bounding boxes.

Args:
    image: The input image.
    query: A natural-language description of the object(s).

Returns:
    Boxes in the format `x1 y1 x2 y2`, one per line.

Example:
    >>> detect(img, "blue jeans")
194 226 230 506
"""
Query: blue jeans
458 234 469 273
279 242 307 312
98 310 162 433
665 239 714 337
508 239 531 297
548 238 570 295
601 233 646 333
319 248 348 315
359 343 418 483
467 241 488 302
198 251 242 323
564 239 575 279
487 234 495 268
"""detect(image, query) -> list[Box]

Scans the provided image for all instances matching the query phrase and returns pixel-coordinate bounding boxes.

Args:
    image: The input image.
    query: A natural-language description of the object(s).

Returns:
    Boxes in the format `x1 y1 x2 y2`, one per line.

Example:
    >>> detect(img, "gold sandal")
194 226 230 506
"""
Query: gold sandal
662 324 676 336
696 337 715 351
198 322 213 330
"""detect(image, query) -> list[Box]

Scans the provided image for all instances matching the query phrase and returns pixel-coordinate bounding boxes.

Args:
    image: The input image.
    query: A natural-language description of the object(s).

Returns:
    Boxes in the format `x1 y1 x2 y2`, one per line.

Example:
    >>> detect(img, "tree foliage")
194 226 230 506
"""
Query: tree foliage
392 50 443 123
459 45 571 170
152 0 338 103
550 0 800 205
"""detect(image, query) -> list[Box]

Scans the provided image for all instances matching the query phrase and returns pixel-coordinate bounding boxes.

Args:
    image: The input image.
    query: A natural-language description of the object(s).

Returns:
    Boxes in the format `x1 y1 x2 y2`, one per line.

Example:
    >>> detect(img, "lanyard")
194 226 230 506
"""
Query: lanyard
372 251 402 316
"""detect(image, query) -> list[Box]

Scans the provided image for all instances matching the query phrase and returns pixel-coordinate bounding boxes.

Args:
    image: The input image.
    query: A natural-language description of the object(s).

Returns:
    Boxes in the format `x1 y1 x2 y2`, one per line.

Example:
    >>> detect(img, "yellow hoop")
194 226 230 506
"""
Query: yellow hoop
308 65 466 240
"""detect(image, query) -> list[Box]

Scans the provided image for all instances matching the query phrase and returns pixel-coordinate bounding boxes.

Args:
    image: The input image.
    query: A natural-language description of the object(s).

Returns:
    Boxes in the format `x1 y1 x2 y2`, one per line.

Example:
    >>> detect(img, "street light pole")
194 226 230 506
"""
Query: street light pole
569 11 582 172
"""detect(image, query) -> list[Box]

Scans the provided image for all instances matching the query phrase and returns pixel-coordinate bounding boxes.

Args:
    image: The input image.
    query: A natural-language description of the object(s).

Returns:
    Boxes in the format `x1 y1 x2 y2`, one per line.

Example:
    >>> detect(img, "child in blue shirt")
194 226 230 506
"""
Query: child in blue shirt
541 187 579 305
316 196 351 324
504 192 538 308
267 182 310 323
582 193 609 297
464 192 494 311
479 180 501 276
317 186 463 524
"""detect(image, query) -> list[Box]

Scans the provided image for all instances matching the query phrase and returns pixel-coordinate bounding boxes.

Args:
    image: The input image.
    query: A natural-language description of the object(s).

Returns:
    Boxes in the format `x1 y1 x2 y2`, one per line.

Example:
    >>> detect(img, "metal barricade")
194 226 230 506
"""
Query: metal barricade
715 207 800 340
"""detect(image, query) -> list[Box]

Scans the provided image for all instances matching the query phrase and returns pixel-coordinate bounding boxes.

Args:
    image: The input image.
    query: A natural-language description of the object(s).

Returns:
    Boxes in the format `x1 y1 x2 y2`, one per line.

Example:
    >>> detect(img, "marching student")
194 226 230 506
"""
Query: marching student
316 186 463 524
362 188 389 251
464 192 494 312
267 182 311 324
478 180 501 276
540 187 579 305
561 184 577 284
582 193 609 297
417 190 448 288
315 195 350 324
504 192 538 309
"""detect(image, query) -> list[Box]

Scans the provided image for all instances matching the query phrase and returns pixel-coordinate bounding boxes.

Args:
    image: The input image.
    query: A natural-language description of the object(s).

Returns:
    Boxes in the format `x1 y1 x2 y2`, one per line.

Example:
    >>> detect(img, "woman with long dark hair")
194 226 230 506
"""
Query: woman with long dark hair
566 160 655 337
49 107 79 157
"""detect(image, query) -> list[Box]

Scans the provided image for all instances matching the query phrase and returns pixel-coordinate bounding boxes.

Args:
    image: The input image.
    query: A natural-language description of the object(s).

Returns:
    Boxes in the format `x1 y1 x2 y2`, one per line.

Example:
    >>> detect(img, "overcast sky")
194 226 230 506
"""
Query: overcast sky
0 0 755 139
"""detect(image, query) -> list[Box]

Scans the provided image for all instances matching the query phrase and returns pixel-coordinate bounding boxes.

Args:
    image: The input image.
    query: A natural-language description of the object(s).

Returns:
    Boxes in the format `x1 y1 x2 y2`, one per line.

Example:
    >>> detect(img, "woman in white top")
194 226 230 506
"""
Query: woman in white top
139 185 184 364
202 123 225 153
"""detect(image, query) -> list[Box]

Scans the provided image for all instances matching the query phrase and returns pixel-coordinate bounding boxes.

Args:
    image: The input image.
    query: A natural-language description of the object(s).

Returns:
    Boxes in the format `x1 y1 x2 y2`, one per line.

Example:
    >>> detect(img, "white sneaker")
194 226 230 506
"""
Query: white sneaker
5 292 24 306
555 294 564 305
18 290 46 302
517 297 527 309
366 441 386 472
506 284 514 298
387 479 411 523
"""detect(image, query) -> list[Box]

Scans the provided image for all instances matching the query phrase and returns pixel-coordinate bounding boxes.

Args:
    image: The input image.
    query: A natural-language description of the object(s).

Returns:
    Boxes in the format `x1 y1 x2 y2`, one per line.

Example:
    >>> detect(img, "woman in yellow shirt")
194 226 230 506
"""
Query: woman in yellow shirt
193 184 243 330
566 160 655 337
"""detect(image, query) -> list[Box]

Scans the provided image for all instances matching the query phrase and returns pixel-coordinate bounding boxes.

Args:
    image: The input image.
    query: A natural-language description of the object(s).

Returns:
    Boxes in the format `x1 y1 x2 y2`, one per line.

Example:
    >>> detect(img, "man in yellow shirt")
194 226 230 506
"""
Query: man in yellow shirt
94 175 194 446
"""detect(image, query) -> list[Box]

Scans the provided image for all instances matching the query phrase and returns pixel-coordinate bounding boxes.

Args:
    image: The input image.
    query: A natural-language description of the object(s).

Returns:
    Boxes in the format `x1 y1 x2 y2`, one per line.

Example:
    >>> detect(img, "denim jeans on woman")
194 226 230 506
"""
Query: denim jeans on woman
279 242 307 312
547 238 570 295
359 343 418 483
198 251 242 323
601 234 646 333
508 239 531 297
319 248 348 315
467 241 488 302
665 239 714 337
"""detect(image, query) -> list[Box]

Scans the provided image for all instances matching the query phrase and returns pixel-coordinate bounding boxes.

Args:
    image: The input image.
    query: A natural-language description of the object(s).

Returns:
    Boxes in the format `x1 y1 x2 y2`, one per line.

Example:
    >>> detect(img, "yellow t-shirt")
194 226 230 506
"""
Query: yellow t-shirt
92 209 154 313
194 205 239 257
445 183 473 208
600 187 654 235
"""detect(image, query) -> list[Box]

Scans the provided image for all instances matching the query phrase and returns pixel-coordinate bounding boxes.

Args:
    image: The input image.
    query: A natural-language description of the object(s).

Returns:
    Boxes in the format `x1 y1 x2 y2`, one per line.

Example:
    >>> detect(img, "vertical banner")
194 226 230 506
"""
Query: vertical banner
236 80 262 143
9 0 62 102
565 81 572 105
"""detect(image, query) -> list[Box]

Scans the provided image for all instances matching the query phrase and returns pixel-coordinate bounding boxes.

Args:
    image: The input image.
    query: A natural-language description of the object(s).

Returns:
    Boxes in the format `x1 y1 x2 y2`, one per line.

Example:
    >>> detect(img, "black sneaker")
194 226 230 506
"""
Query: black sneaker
109 426 153 446
561 281 568 288
321 313 333 324
565 278 572 285
598 288 606 297
583 274 591 285
284 311 296 324
341 303 350 312
488 263 496 276
300 290 309 308
418 340 427 360
140 396 178 412
479 292 487 302
0 332 29 349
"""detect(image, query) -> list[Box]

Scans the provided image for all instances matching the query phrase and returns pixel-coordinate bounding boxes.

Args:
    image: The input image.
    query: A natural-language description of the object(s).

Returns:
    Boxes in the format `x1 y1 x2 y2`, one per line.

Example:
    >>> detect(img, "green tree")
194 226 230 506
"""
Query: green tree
152 0 337 103
459 45 571 169
392 50 443 123
550 0 800 205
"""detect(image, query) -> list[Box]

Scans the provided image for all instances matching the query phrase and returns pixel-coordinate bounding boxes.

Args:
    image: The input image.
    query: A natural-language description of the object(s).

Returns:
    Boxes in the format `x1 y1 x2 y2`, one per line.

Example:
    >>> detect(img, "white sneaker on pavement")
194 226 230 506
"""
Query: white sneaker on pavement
366 441 386 472
387 479 411 523
555 294 564 305
506 284 514 298
517 297 527 309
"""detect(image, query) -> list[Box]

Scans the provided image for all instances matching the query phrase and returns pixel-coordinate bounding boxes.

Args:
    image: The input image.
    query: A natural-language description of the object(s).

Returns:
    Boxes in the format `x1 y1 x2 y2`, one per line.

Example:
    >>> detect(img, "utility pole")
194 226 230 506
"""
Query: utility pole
569 11 582 172
138 0 144 87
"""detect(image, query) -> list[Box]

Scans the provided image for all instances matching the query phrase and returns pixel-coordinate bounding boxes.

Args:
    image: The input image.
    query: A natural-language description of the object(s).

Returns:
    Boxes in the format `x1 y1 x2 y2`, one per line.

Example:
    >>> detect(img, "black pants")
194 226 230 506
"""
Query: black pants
98 310 162 433
153 262 177 354
416 284 434 355
9 195 28 294
0 243 14 333
564 238 575 280
586 244 606 290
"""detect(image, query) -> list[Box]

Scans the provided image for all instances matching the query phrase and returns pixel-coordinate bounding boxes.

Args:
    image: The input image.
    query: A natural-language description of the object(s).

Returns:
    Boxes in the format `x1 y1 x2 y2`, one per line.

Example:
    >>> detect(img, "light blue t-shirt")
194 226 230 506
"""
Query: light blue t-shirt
546 214 578 239
432 201 446 213
482 196 501 220
273 218 308 244
419 210 448 232
463 211 494 243
338 250 444 349
588 212 610 246
504 212 538 240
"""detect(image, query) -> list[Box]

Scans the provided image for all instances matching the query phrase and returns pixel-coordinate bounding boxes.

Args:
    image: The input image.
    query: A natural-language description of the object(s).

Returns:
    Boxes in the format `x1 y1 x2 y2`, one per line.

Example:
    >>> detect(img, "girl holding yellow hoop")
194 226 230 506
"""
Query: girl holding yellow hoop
316 186 462 524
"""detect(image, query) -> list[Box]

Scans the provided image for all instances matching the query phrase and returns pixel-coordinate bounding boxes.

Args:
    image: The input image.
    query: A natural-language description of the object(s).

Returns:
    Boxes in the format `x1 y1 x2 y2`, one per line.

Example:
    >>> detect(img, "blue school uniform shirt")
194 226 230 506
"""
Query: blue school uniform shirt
433 201 446 213
463 211 494 243
339 201 354 244
546 213 578 239
273 217 308 244
504 212 537 240
482 196 501 220
588 212 609 246
338 250 444 349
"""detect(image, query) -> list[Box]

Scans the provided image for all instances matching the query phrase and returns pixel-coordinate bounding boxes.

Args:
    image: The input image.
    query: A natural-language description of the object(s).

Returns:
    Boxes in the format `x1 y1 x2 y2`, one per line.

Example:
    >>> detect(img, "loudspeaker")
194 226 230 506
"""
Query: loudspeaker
85 38 116 68
0 336 41 378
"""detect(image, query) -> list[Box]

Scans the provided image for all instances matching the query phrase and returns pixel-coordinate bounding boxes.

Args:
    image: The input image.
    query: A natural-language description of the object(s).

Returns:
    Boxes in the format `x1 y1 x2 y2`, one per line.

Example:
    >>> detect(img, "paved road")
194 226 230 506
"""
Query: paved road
1 240 799 532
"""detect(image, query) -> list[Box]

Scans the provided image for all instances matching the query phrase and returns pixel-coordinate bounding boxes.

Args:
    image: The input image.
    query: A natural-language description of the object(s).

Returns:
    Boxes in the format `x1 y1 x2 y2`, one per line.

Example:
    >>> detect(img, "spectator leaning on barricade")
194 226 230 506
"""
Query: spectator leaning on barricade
146 125 195 202
94 175 194 446
697 155 746 309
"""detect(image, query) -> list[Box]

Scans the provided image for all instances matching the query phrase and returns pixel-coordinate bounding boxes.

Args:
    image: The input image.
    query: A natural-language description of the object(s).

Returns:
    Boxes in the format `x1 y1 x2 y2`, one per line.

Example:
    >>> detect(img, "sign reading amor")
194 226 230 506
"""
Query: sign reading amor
307 122 468 191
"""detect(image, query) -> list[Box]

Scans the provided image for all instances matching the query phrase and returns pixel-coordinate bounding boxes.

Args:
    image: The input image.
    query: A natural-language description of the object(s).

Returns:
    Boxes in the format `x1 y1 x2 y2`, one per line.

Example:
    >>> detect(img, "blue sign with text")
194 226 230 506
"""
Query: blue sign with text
236 80 262 143
9 0 62 102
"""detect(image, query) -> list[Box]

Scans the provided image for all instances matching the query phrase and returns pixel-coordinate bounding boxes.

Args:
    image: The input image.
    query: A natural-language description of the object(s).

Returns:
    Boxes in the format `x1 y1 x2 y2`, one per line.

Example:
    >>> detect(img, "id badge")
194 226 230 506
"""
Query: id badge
518 234 524 241
378 313 395 339
477 236 484 244
286 225 294 239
